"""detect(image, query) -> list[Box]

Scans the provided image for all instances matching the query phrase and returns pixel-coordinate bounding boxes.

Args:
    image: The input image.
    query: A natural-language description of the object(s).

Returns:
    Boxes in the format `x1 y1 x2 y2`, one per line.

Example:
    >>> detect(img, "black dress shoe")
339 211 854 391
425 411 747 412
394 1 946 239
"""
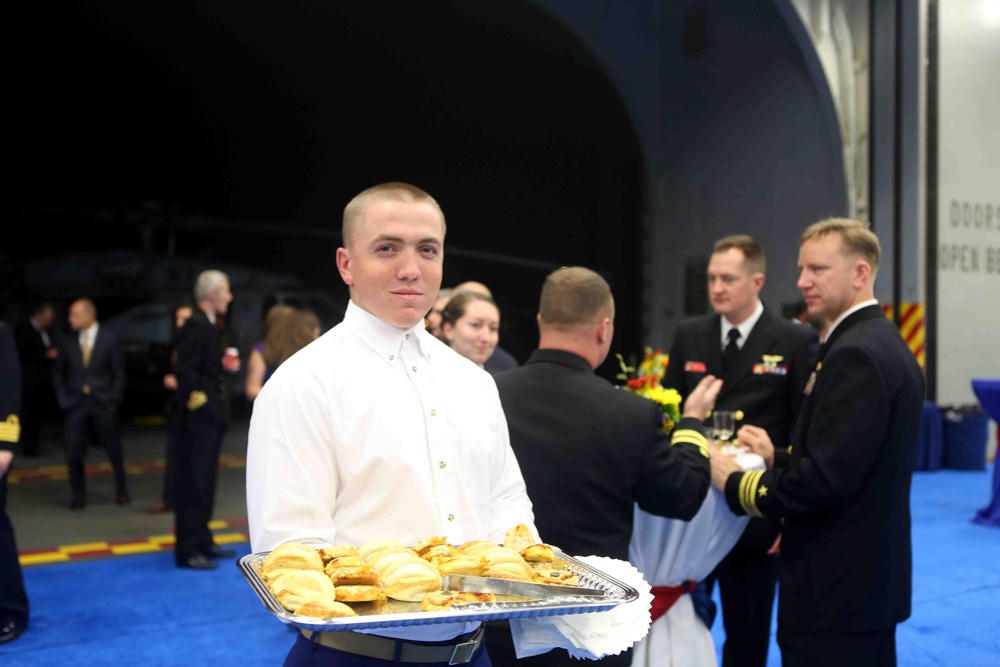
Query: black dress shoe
178 554 218 570
0 620 26 644
115 493 132 506
69 498 85 511
204 545 237 559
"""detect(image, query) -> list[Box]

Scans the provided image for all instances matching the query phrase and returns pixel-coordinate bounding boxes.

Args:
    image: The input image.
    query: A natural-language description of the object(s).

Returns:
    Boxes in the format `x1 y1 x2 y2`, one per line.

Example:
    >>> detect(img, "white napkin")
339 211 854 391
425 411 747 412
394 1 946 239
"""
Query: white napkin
510 556 654 661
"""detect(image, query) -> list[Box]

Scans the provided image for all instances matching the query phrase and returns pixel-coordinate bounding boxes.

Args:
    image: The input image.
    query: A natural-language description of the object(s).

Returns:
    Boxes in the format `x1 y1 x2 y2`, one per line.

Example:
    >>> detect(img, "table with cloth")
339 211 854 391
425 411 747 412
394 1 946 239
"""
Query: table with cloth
971 378 1000 527
628 450 765 667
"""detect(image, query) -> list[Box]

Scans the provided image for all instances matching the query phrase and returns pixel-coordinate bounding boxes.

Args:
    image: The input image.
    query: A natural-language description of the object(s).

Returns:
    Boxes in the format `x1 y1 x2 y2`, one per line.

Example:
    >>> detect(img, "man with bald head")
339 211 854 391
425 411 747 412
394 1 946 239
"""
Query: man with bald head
52 298 129 510
484 266 721 667
247 182 537 666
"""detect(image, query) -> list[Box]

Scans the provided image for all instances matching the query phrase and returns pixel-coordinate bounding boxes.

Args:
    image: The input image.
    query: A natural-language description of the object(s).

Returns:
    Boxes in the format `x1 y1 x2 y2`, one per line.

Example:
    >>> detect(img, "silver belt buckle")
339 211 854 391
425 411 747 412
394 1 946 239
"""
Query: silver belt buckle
448 639 477 664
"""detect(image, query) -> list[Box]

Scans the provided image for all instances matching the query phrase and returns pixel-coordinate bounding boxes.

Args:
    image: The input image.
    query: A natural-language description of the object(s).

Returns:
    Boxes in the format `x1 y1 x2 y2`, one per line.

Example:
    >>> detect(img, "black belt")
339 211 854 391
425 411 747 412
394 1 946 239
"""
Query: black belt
300 625 484 664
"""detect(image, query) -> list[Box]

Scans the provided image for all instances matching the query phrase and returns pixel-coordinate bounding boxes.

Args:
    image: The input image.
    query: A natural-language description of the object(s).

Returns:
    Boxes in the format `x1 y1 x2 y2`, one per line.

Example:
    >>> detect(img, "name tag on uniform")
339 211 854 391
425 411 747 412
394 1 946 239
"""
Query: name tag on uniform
685 361 707 373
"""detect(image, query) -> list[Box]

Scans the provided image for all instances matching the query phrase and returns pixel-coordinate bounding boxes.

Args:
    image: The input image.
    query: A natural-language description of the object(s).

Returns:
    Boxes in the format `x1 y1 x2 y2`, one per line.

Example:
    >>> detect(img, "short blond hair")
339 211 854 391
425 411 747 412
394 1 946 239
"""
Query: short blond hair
539 267 613 330
342 182 446 247
801 217 881 272
713 234 766 275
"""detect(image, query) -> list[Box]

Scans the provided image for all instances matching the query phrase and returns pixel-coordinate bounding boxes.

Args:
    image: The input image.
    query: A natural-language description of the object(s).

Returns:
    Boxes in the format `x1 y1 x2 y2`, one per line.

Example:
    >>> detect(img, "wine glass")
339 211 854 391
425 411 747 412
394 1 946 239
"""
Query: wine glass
712 410 736 445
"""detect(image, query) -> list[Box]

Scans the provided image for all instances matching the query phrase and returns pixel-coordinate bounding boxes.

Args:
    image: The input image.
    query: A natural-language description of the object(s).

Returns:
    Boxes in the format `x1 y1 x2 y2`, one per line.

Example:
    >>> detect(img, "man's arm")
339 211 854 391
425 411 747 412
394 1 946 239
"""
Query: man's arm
722 346 890 519
1 323 22 475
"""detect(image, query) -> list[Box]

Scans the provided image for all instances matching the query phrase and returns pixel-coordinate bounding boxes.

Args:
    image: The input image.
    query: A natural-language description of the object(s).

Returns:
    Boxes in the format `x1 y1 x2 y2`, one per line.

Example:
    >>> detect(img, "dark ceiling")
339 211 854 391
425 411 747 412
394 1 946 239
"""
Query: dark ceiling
10 0 645 362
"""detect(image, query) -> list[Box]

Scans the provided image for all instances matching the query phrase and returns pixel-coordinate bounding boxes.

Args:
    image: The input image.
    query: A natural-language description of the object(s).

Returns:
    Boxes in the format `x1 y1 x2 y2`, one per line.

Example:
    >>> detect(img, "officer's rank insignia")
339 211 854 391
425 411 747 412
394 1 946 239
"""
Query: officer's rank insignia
753 354 788 376
803 361 821 396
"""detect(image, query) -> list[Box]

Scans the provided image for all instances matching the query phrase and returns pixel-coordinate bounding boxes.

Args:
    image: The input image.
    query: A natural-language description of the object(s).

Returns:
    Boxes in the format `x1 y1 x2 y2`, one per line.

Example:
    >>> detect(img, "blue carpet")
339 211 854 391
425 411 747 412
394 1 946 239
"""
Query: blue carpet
2 466 998 665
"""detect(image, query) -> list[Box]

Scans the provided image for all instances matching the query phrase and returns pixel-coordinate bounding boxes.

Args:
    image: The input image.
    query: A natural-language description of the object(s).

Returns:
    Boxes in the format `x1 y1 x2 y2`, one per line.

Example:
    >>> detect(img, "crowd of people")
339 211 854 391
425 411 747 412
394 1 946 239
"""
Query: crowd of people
1 181 924 666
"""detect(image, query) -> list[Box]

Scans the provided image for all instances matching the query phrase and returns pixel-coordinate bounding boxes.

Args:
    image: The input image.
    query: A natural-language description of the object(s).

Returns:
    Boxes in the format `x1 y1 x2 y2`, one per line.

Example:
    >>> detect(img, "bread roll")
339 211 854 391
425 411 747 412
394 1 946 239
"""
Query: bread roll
458 541 501 558
413 536 448 556
358 537 406 561
294 595 359 618
503 524 536 553
433 555 485 577
520 544 555 563
262 542 324 579
268 569 336 612
421 590 496 612
334 585 386 603
318 545 359 564
327 564 380 587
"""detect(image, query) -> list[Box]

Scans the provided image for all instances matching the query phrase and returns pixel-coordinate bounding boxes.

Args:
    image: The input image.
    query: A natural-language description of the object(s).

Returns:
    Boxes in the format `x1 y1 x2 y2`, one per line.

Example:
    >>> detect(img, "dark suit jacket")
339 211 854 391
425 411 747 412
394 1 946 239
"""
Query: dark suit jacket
174 309 224 417
723 304 924 633
494 349 711 562
14 319 54 386
52 327 125 411
484 345 519 375
664 307 819 548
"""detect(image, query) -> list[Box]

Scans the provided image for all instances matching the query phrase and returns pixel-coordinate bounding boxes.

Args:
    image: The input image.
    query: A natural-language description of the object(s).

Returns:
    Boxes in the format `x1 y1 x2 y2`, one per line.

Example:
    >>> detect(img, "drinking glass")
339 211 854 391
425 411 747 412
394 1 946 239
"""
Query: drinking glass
712 410 735 444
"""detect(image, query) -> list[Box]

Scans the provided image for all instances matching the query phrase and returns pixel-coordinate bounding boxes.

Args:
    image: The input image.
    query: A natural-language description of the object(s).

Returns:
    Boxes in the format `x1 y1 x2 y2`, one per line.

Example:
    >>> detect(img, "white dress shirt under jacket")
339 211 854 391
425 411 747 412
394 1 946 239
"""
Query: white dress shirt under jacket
246 301 537 640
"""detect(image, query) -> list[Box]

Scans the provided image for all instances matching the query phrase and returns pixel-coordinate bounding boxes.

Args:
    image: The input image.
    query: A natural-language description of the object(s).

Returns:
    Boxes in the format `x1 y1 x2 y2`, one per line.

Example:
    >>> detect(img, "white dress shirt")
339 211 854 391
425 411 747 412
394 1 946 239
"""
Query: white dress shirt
720 300 764 351
246 301 536 640
78 324 98 354
821 298 879 343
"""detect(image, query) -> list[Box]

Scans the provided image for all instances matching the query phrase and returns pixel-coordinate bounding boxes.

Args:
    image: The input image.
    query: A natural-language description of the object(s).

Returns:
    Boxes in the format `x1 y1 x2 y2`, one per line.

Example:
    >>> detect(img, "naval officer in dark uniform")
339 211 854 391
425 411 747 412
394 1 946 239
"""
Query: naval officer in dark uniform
711 218 924 667
663 235 818 667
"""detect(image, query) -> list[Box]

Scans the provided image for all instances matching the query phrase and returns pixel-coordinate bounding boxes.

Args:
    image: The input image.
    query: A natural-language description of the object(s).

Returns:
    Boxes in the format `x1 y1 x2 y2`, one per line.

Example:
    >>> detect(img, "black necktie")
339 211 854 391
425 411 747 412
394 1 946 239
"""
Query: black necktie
723 328 741 372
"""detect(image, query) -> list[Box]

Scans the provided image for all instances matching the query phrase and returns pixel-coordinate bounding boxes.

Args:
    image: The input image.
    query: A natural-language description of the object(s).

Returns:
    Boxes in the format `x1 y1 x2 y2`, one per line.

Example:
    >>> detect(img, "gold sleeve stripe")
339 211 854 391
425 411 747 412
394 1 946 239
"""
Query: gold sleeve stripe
0 414 21 444
671 430 709 458
738 470 766 518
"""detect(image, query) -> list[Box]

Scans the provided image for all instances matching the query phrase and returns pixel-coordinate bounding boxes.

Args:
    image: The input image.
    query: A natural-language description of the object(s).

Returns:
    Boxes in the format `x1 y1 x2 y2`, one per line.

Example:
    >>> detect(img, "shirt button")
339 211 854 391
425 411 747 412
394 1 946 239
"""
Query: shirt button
405 334 410 340
426 354 432 360
430 409 437 417
389 355 395 361
439 461 446 469
447 514 455 522
412 366 418 372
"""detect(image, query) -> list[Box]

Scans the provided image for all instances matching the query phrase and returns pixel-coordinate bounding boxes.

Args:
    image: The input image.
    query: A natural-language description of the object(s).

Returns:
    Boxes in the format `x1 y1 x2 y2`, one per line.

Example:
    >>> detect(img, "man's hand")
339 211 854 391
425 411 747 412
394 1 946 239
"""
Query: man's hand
709 448 742 492
163 373 178 391
682 375 723 420
737 424 775 468
0 450 13 477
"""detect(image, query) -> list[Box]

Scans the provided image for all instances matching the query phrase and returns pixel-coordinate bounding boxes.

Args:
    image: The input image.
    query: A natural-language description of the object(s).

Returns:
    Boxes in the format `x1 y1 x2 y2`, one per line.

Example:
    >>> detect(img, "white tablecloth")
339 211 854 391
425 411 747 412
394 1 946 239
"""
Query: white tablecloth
628 451 765 667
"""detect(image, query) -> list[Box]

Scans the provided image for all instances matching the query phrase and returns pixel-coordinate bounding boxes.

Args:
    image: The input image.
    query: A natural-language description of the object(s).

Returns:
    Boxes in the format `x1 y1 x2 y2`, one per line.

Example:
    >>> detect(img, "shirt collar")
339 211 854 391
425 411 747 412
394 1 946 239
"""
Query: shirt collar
79 323 99 342
343 301 434 364
822 298 879 343
721 300 764 348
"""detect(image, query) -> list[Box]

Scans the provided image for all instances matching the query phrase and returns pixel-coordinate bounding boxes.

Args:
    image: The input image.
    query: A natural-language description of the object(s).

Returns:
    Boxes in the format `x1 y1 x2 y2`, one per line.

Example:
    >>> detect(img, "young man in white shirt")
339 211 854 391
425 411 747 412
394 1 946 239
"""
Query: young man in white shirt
247 182 537 666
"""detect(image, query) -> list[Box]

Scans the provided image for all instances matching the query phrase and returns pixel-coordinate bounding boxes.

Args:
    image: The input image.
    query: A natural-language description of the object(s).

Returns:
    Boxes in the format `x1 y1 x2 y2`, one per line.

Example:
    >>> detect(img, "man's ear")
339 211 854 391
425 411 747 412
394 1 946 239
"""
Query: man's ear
336 247 352 286
853 260 871 288
753 272 766 292
596 318 612 345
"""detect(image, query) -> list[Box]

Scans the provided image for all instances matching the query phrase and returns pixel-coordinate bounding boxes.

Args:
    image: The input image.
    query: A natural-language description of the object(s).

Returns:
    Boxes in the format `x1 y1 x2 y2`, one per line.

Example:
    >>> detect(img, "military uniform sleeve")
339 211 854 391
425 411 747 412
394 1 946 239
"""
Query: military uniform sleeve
634 414 711 522
723 346 890 519
0 323 22 451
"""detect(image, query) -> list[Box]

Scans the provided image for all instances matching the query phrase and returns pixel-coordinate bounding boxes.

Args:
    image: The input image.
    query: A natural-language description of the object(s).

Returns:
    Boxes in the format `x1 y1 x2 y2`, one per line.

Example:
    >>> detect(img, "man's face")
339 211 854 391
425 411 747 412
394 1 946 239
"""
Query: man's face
336 199 444 330
797 233 862 323
175 306 194 329
207 280 233 316
36 309 55 328
707 248 763 324
67 302 95 332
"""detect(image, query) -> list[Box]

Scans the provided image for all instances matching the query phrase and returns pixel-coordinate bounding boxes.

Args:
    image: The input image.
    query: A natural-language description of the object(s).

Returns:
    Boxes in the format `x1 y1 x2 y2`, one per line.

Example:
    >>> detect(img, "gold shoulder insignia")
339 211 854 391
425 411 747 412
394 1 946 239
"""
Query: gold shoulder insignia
0 414 21 444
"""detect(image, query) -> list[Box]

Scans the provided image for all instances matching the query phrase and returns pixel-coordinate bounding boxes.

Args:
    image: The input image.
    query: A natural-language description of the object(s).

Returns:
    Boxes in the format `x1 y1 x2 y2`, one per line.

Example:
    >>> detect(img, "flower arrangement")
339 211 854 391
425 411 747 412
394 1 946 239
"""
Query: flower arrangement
616 347 682 433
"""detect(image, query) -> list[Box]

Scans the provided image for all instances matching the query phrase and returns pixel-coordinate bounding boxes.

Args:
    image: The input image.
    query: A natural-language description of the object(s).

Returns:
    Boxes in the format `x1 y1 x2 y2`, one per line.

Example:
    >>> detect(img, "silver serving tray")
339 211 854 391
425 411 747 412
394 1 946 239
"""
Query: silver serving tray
238 549 639 632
